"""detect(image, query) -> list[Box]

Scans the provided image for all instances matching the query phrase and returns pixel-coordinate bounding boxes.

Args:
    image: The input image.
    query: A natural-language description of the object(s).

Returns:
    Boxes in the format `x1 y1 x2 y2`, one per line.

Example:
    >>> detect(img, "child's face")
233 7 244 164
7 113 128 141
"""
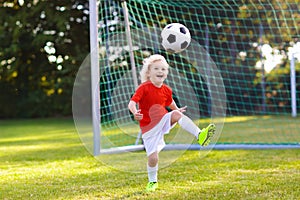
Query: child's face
147 60 168 87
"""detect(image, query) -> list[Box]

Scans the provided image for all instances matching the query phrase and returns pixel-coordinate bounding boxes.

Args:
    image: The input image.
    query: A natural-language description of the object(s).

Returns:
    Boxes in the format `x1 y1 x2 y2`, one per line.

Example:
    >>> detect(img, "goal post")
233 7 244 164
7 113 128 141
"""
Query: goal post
89 0 101 155
84 0 300 156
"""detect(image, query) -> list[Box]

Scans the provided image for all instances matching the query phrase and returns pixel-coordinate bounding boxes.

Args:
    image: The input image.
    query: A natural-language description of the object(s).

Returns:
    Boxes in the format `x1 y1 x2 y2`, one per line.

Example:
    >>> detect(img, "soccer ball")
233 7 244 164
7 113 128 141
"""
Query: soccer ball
161 23 191 53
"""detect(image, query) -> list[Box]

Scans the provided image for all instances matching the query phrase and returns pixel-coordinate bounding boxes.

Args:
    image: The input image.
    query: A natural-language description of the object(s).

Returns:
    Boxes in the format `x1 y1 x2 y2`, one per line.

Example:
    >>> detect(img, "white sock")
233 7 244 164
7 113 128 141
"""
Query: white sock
147 164 158 182
178 115 201 138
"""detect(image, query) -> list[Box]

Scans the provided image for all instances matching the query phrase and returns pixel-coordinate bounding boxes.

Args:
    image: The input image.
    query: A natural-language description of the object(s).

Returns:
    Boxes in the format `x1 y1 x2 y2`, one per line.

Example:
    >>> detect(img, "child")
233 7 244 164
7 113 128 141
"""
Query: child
128 54 215 192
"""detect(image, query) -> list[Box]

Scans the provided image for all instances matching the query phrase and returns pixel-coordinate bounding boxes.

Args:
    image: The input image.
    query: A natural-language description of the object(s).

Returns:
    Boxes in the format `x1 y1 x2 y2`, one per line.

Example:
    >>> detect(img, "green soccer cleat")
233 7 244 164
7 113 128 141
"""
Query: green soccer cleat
198 124 216 146
145 182 158 192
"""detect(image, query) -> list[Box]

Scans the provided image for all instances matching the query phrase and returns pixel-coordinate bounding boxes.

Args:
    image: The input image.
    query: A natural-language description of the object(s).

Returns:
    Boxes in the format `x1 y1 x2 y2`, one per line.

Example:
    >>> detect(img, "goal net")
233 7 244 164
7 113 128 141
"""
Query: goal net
78 0 300 157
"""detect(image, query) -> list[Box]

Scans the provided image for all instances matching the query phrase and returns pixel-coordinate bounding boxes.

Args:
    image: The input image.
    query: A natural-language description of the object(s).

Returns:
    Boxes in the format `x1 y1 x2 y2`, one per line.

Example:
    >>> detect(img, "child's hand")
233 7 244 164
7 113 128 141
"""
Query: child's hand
134 109 143 121
178 106 187 113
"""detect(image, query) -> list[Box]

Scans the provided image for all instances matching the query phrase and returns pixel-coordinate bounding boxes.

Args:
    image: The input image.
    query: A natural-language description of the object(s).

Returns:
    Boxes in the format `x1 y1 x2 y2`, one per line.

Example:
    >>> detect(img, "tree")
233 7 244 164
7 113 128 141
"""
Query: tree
0 0 90 118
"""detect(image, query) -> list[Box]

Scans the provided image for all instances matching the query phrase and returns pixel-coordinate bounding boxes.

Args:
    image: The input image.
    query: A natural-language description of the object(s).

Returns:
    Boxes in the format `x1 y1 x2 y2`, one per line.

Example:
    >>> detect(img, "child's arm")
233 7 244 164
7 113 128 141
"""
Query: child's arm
128 100 143 120
168 99 187 113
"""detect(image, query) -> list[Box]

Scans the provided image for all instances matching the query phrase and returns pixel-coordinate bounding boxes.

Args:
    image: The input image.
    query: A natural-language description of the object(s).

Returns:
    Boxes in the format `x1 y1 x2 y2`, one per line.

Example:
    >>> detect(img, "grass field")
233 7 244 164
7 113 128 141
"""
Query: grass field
0 118 300 199
101 115 300 149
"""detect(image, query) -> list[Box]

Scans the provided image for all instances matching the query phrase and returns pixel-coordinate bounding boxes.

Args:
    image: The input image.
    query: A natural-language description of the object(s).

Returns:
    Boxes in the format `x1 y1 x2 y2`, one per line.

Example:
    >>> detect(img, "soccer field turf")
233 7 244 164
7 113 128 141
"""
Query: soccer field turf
0 118 299 199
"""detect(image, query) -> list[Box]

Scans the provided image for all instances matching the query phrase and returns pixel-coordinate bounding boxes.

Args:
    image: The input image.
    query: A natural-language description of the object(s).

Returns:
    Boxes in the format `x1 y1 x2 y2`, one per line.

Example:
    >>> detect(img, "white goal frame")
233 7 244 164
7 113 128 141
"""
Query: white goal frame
89 0 300 155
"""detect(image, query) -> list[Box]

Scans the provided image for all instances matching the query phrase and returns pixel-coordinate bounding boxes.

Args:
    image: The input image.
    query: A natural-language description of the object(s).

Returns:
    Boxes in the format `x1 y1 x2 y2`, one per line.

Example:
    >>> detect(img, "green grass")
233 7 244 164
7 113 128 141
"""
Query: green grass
102 115 300 147
0 118 300 199
218 115 300 144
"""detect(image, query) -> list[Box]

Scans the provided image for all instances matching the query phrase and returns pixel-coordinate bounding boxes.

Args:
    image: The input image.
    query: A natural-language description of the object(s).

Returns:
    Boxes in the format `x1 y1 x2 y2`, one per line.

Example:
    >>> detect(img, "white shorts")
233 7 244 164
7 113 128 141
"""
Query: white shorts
142 111 176 156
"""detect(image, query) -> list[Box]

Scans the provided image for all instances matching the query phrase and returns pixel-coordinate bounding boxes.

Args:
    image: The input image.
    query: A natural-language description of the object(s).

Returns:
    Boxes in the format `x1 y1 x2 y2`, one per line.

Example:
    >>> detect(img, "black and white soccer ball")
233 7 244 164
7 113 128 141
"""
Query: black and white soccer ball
161 23 191 53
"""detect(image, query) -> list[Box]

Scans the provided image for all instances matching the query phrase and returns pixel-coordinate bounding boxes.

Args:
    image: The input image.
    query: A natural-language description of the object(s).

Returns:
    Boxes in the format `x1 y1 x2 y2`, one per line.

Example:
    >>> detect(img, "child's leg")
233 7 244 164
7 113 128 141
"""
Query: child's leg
147 151 158 183
171 110 216 146
171 111 200 138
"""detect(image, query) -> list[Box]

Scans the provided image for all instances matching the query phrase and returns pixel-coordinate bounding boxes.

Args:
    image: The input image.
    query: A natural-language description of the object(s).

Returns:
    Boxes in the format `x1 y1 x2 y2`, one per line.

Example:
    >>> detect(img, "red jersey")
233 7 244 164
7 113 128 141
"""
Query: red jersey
131 81 173 133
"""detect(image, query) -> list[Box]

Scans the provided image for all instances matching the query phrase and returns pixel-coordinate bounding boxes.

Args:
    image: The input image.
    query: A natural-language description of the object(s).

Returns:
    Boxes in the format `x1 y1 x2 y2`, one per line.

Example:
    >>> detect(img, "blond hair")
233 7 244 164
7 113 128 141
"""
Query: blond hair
140 54 169 83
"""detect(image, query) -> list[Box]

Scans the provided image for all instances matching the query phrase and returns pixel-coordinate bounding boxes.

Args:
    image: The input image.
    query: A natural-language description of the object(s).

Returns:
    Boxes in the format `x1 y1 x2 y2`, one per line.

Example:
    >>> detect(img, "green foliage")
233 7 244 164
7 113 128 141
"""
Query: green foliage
0 0 89 118
0 0 299 118
254 61 300 113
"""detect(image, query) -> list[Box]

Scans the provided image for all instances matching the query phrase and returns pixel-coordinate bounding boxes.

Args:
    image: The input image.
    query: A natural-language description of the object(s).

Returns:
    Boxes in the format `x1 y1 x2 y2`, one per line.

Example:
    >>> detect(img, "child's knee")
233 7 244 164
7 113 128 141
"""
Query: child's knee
171 110 183 121
148 152 158 166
